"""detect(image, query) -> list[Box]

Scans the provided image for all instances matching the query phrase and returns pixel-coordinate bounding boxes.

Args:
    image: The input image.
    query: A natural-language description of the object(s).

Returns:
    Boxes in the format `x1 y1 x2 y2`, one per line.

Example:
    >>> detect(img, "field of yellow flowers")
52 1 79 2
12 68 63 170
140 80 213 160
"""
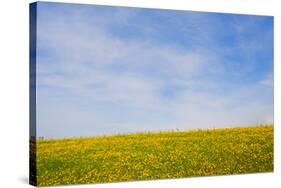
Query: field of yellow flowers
35 125 273 186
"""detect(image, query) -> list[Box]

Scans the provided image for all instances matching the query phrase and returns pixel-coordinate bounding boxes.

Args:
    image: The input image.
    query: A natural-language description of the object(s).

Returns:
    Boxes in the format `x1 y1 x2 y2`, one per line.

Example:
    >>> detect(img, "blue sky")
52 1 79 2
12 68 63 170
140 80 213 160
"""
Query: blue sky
35 2 273 138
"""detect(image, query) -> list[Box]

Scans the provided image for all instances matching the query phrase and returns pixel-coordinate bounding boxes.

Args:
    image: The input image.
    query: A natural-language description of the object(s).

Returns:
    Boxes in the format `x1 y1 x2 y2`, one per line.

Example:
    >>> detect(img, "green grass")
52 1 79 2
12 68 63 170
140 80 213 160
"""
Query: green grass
35 125 273 186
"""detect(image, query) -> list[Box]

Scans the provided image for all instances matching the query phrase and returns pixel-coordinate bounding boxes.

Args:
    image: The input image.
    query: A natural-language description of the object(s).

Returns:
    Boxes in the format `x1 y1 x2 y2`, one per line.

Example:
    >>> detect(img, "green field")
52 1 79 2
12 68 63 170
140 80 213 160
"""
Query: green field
35 125 273 186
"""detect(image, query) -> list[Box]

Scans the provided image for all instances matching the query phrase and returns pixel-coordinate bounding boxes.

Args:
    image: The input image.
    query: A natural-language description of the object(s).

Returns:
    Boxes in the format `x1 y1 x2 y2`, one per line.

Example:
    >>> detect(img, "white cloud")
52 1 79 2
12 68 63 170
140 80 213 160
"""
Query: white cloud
35 4 273 138
259 72 273 87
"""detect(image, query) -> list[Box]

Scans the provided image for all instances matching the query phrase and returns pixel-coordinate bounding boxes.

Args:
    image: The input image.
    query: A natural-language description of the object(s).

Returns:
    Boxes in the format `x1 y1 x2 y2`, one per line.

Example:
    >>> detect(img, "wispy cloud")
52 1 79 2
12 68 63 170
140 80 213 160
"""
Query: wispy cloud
35 2 273 138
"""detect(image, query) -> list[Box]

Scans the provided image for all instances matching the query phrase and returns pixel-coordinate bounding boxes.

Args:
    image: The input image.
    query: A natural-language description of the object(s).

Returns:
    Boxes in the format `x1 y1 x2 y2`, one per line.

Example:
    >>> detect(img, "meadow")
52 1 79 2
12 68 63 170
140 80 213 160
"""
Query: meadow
35 125 273 186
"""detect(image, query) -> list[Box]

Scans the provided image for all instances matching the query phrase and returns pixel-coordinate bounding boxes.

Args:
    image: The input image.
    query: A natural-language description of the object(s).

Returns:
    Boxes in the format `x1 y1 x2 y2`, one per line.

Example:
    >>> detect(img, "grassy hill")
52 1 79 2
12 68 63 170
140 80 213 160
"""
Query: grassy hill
35 125 273 186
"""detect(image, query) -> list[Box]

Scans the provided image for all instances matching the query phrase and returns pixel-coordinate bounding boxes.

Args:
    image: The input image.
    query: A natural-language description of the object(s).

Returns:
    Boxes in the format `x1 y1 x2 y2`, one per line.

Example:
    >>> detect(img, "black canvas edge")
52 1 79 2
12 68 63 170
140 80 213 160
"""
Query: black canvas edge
29 2 37 186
